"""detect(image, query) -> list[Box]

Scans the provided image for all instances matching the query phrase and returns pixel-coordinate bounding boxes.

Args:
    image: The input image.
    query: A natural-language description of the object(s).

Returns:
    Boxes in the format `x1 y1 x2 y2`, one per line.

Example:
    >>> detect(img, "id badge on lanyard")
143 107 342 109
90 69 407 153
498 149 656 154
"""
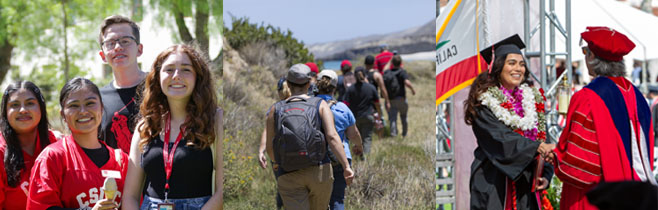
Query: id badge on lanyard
157 203 175 210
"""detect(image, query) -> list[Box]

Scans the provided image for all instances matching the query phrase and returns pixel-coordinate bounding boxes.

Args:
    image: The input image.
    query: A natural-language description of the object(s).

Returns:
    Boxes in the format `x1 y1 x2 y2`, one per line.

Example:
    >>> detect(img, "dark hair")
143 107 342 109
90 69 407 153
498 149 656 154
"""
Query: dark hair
139 44 218 151
317 77 336 95
365 55 375 65
354 66 367 83
392 55 402 67
1 81 51 187
463 54 531 125
59 77 103 109
98 15 141 46
60 78 104 138
341 64 352 72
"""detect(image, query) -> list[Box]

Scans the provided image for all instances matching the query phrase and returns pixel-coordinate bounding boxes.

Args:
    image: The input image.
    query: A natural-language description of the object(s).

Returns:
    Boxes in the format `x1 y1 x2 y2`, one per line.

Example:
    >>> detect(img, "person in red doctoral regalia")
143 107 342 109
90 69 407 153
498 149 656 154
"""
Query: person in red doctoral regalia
548 26 657 210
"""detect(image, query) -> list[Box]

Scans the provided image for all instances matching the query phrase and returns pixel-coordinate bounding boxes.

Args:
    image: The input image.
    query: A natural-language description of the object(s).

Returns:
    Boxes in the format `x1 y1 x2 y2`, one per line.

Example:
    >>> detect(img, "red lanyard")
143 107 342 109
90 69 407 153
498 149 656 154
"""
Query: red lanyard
163 114 184 193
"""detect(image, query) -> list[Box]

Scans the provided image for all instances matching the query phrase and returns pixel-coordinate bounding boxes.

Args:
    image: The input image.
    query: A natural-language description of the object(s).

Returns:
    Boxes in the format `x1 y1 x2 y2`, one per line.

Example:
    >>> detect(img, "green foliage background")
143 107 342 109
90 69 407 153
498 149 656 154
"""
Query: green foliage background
225 17 319 69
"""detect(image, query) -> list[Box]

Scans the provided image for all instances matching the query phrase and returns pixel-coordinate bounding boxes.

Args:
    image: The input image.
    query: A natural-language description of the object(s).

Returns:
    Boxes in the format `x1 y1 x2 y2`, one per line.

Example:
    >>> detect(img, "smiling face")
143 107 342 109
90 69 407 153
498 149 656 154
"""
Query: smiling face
61 88 103 135
6 89 41 134
499 53 526 90
159 52 197 101
99 23 143 70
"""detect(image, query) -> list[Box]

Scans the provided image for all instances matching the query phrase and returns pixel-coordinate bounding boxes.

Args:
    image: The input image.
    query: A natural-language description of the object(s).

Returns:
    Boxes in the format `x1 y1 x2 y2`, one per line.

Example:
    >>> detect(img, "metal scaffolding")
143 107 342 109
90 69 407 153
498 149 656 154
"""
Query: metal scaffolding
524 0 572 143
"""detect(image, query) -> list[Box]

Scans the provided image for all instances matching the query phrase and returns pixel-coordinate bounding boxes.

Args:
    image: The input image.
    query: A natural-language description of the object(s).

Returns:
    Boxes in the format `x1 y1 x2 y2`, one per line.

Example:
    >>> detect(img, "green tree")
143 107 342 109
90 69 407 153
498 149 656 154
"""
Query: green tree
224 17 317 68
149 0 222 75
1 0 120 127
0 0 120 83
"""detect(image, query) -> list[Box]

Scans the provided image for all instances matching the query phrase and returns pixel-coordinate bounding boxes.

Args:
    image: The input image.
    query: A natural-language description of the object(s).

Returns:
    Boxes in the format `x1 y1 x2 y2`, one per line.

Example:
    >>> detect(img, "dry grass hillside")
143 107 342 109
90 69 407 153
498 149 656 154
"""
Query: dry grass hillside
222 37 436 209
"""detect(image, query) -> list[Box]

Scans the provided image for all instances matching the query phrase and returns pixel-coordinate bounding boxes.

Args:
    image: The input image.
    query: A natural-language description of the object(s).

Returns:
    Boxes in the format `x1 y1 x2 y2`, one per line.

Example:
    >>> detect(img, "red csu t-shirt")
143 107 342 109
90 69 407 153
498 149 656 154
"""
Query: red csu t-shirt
26 135 128 210
0 131 57 210
374 51 394 73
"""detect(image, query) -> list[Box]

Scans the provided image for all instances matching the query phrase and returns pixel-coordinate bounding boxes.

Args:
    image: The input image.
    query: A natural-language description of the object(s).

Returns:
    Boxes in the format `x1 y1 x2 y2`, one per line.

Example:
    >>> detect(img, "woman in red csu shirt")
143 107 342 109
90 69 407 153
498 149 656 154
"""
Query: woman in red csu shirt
0 80 57 210
27 78 128 210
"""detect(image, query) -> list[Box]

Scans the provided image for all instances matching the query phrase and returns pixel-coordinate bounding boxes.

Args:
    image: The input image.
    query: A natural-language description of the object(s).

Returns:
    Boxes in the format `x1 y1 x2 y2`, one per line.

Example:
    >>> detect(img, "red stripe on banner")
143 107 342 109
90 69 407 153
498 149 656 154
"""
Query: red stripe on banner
436 55 487 105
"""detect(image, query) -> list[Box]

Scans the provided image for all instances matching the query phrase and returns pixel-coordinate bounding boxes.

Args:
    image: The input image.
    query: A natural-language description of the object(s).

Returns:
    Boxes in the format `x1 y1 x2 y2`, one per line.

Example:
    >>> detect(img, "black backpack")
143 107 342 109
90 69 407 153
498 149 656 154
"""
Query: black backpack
384 69 403 96
273 96 327 172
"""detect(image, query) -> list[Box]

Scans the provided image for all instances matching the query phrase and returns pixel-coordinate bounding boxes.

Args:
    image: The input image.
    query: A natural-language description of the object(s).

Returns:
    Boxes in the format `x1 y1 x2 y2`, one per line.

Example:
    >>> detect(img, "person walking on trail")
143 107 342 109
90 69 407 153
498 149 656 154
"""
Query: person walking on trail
336 60 355 102
365 55 390 110
547 26 657 210
97 15 146 154
345 67 382 158
266 64 354 210
364 55 389 137
306 62 320 96
316 69 363 210
258 77 290 209
374 44 394 74
384 55 415 137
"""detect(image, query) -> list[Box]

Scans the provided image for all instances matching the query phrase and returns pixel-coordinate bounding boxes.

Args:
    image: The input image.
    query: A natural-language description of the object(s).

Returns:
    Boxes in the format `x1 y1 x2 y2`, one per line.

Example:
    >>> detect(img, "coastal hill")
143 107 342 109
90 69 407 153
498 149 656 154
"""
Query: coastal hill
307 20 435 61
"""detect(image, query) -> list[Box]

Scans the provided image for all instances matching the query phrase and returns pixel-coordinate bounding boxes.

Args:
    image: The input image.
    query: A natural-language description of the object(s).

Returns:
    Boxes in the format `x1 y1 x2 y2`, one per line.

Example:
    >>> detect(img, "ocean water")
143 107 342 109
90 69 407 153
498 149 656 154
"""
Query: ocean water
322 60 342 70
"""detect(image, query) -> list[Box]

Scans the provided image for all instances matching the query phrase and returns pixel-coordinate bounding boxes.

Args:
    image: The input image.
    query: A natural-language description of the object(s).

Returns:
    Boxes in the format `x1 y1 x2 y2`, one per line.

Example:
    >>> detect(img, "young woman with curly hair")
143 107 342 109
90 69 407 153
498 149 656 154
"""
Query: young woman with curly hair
122 44 223 210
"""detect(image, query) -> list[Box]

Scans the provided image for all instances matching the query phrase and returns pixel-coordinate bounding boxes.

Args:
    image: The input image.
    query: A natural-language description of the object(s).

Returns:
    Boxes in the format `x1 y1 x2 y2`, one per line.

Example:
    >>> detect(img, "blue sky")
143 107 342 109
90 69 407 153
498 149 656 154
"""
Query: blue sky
224 0 435 44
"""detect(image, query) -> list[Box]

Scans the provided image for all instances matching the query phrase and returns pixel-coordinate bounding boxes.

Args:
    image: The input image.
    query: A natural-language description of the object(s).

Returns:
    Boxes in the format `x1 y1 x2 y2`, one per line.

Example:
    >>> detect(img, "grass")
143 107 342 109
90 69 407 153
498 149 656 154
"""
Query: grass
222 42 436 209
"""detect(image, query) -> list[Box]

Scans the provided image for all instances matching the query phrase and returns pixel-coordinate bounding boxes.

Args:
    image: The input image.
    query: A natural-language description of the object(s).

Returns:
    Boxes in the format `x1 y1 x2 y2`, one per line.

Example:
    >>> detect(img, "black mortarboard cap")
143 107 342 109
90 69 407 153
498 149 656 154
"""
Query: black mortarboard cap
480 34 526 64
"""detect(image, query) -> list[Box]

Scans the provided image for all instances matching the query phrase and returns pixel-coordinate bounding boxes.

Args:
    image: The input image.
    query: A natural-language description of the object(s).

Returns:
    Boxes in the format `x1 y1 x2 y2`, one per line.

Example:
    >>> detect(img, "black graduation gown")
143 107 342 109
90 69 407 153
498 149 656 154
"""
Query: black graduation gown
470 106 554 210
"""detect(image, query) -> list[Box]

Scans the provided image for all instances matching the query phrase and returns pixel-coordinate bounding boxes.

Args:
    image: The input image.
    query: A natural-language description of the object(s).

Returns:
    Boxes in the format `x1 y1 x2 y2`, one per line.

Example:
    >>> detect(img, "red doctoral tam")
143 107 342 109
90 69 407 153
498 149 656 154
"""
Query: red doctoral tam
581 26 635 62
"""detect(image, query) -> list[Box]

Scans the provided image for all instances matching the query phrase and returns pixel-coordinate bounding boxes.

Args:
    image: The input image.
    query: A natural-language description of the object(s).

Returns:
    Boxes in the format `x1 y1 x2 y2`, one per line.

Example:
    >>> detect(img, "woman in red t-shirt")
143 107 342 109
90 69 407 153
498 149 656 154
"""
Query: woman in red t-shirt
27 78 128 210
0 80 57 210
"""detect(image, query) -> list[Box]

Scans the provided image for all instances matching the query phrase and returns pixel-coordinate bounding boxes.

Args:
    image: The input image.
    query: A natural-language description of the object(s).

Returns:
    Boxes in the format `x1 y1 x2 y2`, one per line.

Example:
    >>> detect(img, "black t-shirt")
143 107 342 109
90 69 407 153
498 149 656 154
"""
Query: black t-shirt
389 68 409 99
99 81 143 154
141 136 213 199
345 82 379 118
81 145 109 168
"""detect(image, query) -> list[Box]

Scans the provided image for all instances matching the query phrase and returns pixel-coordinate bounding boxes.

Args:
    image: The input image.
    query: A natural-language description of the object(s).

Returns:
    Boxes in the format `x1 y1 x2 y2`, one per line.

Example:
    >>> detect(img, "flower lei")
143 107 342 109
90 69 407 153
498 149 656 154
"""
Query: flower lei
481 84 552 210
479 84 547 142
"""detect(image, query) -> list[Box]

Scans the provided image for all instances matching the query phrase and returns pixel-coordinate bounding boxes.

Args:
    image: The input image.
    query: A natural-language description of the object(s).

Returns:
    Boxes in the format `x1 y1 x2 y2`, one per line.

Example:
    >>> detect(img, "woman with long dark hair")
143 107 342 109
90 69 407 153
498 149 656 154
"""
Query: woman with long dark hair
27 77 128 210
0 81 56 210
122 44 223 209
345 67 382 158
466 36 555 210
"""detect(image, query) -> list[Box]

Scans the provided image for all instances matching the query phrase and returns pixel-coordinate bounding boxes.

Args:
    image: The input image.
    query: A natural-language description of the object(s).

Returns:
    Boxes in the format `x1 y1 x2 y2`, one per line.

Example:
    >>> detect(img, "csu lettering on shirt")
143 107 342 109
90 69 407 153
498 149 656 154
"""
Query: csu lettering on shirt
76 187 121 207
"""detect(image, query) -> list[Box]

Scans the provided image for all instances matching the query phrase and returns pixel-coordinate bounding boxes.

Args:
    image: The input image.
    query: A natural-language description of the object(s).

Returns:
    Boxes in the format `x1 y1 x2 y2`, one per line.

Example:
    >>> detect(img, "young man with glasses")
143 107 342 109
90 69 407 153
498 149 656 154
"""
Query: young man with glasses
97 15 145 154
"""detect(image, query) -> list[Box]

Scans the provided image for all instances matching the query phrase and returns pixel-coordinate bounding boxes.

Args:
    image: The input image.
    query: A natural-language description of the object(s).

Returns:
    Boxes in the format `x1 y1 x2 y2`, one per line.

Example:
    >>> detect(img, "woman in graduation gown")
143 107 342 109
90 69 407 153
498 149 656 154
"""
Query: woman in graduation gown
464 35 556 210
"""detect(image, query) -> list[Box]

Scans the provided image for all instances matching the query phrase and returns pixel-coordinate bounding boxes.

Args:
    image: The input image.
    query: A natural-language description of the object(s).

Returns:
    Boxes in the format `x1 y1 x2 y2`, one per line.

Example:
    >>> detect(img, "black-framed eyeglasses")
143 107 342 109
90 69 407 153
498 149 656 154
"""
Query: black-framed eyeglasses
101 36 136 50
581 47 590 55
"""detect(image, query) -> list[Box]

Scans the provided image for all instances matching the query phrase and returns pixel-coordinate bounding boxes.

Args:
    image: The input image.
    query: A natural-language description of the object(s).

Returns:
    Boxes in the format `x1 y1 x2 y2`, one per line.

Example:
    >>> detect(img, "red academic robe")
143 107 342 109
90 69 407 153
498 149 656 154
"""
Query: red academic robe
554 77 655 210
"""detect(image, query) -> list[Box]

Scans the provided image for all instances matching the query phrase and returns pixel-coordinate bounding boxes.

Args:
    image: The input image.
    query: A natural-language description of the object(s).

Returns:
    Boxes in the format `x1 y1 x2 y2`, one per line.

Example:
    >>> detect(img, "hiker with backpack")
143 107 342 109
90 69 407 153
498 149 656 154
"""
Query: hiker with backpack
258 77 291 209
316 69 364 210
346 67 382 157
265 64 354 210
384 55 415 137
364 55 389 138
336 60 356 102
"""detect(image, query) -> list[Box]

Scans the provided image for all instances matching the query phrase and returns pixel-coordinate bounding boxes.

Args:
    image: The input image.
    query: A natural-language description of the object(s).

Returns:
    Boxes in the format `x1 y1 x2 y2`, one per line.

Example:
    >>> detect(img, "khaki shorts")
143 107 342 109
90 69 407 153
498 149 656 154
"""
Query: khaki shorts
277 163 334 210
